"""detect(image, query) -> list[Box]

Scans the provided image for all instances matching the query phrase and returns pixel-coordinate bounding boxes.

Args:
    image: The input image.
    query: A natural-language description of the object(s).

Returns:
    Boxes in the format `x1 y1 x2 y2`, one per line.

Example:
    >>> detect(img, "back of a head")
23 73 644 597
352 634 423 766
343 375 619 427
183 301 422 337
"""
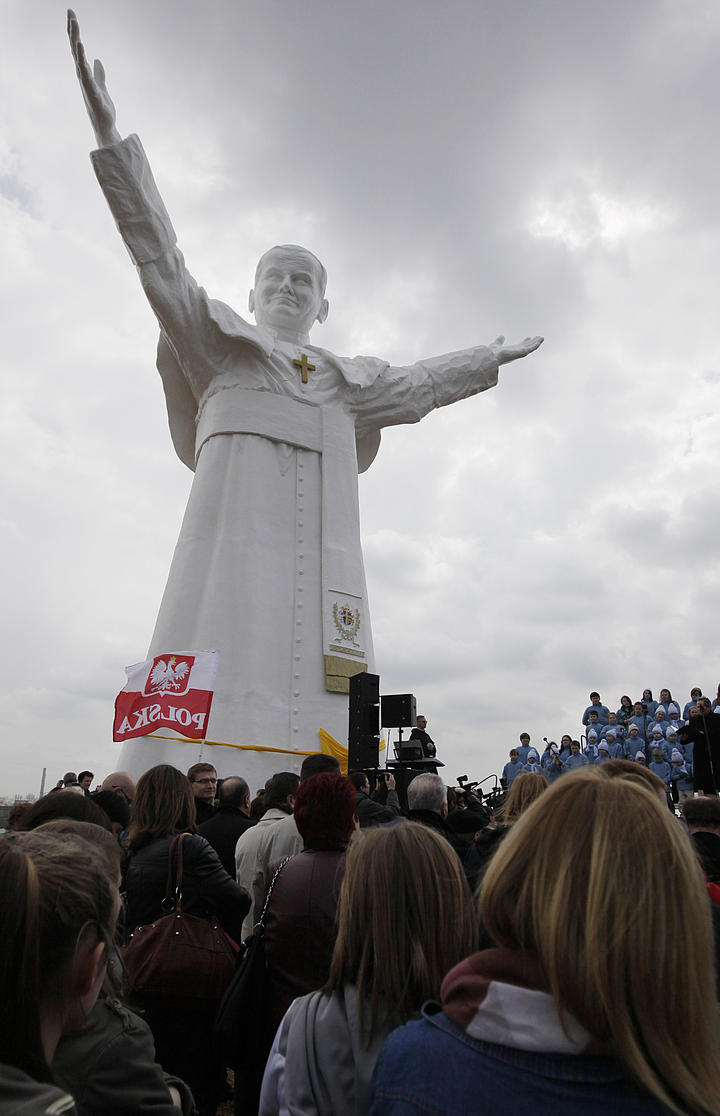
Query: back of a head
0 831 117 1082
600 758 669 806
19 790 113 833
35 819 122 877
293 773 356 850
407 773 445 814
100 771 136 801
299 753 340 781
681 795 720 830
480 769 720 1114
219 776 250 809
326 822 477 1037
502 772 548 824
265 771 301 811
127 764 196 854
91 790 131 831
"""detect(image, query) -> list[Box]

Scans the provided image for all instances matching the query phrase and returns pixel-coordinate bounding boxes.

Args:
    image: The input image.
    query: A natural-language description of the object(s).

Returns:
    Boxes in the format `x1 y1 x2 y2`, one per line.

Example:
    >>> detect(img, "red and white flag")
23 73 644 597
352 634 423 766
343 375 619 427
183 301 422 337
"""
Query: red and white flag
113 650 220 742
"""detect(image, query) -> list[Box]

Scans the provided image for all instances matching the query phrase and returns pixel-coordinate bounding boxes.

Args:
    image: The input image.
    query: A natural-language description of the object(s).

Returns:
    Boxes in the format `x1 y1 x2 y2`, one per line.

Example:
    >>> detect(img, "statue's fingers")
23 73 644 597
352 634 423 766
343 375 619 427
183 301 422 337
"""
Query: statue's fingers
68 11 84 61
94 59 107 88
493 335 505 346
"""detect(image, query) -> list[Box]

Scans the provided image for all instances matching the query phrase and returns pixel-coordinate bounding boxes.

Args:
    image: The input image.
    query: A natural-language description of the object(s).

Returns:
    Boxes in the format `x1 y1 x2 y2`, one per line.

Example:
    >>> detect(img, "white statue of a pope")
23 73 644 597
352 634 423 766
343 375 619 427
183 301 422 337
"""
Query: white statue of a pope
68 11 543 789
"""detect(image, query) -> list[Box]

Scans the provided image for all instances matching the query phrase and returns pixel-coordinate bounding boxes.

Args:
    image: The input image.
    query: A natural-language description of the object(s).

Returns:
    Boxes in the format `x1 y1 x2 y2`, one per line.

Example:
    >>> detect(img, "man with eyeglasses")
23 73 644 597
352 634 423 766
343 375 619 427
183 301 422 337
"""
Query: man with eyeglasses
187 762 218 824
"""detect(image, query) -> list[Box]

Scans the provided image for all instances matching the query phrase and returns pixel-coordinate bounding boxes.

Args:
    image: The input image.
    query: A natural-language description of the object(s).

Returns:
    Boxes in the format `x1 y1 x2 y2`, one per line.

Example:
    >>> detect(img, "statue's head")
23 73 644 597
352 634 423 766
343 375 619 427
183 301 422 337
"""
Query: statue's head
249 245 328 339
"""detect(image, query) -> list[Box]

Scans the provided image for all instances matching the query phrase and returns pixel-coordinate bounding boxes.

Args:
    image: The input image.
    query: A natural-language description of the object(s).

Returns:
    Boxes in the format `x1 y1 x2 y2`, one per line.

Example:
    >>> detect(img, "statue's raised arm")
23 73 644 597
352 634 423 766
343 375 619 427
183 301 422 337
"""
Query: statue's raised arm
67 9 121 148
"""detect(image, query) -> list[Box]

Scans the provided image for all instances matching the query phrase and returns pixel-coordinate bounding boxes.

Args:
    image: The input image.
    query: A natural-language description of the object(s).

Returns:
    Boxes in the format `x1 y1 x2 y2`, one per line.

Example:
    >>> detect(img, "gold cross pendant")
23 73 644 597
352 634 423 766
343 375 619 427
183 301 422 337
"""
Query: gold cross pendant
293 352 316 384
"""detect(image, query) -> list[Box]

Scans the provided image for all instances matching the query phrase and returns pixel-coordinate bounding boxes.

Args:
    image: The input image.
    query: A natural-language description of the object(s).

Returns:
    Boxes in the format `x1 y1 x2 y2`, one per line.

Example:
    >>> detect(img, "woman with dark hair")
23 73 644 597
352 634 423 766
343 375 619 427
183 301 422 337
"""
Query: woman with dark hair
658 687 674 713
642 688 658 720
235 773 357 1116
124 764 250 1116
260 822 477 1115
262 772 358 1035
0 830 119 1115
616 695 634 725
368 770 720 1115
558 734 573 762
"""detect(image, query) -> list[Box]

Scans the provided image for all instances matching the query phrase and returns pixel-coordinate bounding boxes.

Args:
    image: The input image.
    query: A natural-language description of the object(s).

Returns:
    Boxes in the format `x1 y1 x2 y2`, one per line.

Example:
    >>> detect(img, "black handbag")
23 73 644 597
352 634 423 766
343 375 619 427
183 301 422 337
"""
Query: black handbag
213 853 293 1067
125 832 236 1005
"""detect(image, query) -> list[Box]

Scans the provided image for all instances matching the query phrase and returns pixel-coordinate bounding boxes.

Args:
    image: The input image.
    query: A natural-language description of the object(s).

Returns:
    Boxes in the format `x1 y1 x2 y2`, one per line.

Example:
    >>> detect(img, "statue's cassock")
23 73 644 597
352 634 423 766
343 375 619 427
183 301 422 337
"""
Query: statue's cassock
93 137 502 787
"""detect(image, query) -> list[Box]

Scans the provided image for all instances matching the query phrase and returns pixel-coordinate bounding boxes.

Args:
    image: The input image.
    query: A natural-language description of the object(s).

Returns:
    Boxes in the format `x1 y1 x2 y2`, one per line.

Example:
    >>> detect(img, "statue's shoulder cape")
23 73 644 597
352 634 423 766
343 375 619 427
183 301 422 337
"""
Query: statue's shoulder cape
156 298 383 474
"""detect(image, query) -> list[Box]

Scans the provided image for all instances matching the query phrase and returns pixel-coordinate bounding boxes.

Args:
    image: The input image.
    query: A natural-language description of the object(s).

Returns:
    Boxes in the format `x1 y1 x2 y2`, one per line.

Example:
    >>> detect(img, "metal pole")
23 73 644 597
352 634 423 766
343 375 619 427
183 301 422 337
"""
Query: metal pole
39 767 46 798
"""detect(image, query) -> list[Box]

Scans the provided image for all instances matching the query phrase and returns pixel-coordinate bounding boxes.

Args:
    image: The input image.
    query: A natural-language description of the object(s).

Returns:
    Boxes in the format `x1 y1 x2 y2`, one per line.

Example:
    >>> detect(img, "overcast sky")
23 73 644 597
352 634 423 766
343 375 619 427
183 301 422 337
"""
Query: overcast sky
2 0 719 797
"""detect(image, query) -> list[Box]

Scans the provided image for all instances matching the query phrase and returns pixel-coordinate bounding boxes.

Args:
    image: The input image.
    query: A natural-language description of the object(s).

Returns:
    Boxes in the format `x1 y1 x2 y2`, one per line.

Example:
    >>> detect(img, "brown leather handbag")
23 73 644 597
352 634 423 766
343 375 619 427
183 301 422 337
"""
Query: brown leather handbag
125 833 236 1005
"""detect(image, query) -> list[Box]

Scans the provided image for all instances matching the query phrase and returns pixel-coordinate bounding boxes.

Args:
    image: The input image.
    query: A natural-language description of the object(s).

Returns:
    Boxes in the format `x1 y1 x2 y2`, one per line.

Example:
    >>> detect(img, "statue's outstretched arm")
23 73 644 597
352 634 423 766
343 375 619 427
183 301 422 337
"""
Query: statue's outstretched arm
67 9 121 148
351 334 544 435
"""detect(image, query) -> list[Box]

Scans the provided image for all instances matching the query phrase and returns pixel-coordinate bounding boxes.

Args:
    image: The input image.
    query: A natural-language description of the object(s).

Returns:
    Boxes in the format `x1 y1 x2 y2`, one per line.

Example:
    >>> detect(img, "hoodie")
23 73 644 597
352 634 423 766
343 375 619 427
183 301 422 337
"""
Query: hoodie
260 984 391 1116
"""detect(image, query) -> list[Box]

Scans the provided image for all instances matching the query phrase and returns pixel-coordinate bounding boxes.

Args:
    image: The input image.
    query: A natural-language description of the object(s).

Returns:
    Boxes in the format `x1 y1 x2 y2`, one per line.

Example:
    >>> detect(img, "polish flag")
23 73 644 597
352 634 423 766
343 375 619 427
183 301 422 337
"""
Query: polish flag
113 651 220 742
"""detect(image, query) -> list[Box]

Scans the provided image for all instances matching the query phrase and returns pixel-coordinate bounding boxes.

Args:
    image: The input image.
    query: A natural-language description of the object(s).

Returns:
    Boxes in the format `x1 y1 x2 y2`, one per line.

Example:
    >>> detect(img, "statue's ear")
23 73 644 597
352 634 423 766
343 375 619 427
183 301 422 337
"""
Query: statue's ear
316 298 329 325
248 289 256 315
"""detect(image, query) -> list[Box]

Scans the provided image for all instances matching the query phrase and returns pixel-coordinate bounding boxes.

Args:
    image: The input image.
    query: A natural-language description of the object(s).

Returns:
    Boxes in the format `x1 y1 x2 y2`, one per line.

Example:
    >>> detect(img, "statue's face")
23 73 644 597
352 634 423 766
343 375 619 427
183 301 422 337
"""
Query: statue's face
249 246 327 335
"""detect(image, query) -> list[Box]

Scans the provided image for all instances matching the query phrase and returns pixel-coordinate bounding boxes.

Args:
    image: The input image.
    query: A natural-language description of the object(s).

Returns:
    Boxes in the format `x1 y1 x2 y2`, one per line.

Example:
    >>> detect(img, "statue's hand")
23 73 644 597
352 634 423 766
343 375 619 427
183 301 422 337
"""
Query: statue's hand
67 9 121 148
490 334 544 366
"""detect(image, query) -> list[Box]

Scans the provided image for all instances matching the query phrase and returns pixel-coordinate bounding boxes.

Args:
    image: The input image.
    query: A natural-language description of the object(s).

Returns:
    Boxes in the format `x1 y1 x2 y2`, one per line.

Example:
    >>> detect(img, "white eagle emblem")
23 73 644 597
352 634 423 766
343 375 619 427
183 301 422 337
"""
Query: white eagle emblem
148 656 191 693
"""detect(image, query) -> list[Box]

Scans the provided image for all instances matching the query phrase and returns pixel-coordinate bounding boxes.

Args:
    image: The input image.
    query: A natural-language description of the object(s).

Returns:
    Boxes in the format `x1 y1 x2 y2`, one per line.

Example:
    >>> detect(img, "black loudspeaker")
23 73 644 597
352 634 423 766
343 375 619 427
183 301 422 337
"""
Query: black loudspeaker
381 693 417 728
348 672 380 770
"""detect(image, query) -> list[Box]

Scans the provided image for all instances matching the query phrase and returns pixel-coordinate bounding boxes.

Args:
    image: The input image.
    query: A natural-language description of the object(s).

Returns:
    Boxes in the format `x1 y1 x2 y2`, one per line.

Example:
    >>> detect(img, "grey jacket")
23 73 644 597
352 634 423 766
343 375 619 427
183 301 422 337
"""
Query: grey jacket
259 985 392 1116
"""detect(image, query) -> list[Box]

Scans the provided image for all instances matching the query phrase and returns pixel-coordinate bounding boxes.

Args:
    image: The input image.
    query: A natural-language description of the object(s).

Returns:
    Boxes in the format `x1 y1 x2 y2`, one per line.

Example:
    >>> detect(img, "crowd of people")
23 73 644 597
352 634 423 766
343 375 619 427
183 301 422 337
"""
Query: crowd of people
502 685 720 800
3 743 720 1115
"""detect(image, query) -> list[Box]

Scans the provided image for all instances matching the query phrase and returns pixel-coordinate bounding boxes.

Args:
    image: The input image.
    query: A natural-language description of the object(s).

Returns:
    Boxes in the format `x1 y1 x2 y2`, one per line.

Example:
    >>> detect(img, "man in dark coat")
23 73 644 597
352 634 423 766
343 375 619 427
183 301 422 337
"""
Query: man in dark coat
348 770 402 827
406 714 437 757
198 776 256 878
680 699 720 794
187 762 218 824
681 795 720 884
406 773 469 865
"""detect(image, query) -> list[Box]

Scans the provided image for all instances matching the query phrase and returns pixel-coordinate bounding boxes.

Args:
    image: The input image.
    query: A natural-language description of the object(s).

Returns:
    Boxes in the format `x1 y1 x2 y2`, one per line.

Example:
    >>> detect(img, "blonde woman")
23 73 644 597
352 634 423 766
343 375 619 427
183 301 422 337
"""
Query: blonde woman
259 822 477 1115
501 770 549 824
369 769 720 1115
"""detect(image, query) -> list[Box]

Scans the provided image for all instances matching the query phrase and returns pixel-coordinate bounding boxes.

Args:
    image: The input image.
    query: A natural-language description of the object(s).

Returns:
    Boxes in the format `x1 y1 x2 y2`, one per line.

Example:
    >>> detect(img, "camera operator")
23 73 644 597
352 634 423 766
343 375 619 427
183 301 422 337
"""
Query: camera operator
446 782 491 840
348 770 402 827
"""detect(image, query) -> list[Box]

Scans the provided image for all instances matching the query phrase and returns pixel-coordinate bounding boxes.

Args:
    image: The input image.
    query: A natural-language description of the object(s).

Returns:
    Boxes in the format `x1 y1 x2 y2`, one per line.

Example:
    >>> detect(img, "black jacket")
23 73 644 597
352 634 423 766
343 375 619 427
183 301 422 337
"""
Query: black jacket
125 832 250 943
355 789 401 828
193 798 217 825
198 805 256 877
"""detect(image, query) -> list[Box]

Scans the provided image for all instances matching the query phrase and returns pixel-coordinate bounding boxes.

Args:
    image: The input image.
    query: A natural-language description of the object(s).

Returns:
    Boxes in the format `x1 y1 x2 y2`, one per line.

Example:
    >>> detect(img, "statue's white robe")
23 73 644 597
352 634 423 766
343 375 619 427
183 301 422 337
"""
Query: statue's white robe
92 136 500 787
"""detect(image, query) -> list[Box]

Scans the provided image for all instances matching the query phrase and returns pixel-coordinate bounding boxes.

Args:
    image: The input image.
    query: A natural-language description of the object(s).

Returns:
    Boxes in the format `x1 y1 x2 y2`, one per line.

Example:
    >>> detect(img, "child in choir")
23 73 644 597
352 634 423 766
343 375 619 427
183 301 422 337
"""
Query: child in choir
669 747 693 802
502 749 526 789
649 745 672 787
563 740 588 771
